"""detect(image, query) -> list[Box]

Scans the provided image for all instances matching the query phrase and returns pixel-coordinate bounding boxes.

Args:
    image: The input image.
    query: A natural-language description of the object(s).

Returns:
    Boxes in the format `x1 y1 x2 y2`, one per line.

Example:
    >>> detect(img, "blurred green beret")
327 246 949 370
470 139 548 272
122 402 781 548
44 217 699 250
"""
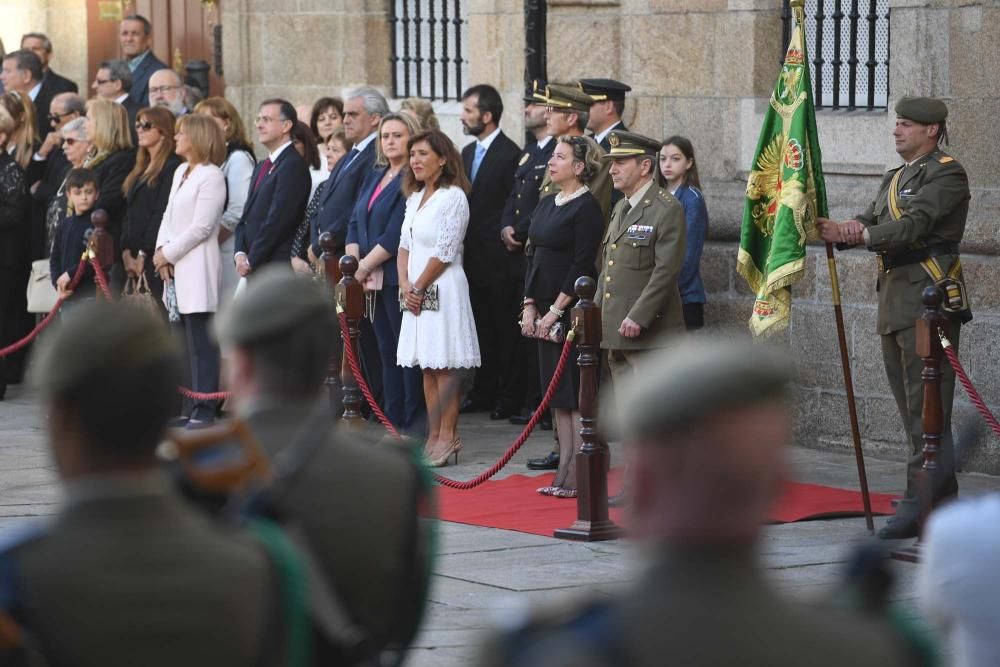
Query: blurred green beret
607 337 794 441
215 267 330 346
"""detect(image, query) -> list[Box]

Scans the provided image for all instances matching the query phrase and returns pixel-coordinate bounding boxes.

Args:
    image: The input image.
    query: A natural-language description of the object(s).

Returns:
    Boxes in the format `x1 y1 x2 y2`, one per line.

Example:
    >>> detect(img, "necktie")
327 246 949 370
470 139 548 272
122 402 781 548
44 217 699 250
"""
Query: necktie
619 200 632 231
252 157 273 192
345 147 361 168
470 143 487 182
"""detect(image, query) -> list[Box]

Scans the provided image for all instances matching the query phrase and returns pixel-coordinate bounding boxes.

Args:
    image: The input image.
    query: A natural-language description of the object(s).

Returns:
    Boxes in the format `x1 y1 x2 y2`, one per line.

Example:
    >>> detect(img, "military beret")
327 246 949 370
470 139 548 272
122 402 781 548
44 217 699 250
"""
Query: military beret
33 302 180 399
215 267 330 346
523 79 548 104
578 78 632 103
895 97 948 124
541 83 594 114
602 130 662 159
607 337 794 441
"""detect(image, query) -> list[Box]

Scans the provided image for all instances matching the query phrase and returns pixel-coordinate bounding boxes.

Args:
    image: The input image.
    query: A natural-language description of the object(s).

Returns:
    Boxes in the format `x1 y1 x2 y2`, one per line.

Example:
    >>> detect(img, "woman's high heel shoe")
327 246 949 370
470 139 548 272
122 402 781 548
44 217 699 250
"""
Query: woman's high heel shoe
429 437 462 467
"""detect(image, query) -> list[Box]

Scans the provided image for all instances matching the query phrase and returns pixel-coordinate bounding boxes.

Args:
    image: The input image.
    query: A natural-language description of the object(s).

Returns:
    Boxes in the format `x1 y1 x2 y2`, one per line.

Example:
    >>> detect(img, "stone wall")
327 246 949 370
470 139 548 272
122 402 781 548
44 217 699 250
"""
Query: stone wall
0 0 88 93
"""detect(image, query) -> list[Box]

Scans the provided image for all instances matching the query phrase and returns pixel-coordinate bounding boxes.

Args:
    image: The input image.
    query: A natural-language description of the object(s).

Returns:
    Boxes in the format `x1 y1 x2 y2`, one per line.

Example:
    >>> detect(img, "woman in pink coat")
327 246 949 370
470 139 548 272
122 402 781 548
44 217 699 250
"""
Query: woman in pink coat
154 114 227 428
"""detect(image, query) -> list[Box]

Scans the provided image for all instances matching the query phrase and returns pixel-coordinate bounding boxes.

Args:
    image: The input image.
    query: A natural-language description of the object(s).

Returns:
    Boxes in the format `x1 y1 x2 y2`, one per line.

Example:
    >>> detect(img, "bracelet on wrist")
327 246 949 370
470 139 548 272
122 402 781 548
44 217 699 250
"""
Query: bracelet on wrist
411 286 425 294
522 298 536 306
549 304 565 317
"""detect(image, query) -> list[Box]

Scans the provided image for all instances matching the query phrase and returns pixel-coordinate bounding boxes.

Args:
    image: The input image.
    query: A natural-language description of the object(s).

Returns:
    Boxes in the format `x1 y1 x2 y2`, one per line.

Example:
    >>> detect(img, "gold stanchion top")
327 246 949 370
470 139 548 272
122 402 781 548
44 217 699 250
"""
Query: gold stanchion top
790 0 805 7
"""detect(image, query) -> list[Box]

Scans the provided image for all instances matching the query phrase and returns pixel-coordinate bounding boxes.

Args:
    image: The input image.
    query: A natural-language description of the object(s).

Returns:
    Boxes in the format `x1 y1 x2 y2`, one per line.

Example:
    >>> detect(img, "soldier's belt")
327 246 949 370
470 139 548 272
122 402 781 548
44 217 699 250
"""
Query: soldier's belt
876 242 959 272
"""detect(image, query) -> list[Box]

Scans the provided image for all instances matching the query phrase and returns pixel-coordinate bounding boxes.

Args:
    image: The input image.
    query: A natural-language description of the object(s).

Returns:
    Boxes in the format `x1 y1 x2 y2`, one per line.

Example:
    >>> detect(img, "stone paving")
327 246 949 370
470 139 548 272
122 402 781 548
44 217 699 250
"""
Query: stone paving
1 382 998 665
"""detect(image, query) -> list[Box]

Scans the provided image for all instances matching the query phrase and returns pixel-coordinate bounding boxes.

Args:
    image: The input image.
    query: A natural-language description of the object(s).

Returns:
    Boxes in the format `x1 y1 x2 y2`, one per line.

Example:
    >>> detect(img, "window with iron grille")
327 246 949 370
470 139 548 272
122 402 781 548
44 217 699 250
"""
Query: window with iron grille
390 0 470 101
782 0 890 110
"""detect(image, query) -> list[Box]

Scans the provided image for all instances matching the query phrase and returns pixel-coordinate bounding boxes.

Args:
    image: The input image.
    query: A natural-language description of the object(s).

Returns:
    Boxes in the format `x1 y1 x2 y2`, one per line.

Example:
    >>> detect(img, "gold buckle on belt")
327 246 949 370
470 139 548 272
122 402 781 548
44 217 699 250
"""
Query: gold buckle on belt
876 254 888 273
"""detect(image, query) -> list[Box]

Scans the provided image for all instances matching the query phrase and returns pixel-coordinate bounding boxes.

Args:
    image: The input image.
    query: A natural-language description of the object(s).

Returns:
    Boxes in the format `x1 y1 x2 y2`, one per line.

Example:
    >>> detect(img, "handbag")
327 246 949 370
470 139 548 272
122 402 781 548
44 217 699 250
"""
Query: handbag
398 283 439 312
26 259 58 313
518 317 565 343
362 265 384 292
122 273 161 316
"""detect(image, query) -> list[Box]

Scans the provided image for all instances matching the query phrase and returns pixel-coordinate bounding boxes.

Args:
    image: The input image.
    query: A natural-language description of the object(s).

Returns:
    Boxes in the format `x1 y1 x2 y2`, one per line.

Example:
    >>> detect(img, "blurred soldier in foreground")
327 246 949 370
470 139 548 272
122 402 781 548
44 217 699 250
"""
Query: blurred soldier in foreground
213 267 433 664
0 304 282 666
481 338 932 667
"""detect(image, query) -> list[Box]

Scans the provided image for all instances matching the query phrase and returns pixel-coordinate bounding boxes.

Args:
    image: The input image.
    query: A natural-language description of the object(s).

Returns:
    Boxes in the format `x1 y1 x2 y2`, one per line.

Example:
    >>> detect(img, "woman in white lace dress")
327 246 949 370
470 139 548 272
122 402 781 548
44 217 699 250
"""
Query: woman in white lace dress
397 130 480 466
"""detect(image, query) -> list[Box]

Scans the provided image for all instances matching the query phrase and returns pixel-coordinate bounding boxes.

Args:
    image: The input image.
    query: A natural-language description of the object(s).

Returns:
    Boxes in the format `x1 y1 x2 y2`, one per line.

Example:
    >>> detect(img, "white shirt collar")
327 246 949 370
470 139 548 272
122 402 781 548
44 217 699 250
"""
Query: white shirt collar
114 93 129 105
477 127 501 152
536 135 553 150
353 131 377 154
594 120 623 146
627 178 655 210
27 81 42 102
268 140 293 162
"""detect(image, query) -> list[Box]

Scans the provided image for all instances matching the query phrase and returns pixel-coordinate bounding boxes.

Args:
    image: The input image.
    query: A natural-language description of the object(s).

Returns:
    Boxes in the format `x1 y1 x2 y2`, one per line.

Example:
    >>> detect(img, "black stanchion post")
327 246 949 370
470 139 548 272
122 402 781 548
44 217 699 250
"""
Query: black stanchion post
336 255 365 429
554 276 622 542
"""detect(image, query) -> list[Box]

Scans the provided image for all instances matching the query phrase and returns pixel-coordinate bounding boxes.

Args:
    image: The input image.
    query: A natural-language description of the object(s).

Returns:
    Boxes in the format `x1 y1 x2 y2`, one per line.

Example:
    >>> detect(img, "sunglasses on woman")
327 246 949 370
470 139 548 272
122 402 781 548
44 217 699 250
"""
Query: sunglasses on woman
63 138 79 146
135 120 156 131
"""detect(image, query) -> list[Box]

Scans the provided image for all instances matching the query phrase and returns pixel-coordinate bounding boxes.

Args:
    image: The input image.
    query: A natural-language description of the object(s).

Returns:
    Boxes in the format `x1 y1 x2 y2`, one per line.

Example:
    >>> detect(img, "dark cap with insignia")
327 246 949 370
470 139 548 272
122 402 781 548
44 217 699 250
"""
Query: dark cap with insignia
523 79 548 104
216 267 330 346
541 83 595 114
606 338 793 440
602 130 662 159
895 96 948 124
578 78 632 103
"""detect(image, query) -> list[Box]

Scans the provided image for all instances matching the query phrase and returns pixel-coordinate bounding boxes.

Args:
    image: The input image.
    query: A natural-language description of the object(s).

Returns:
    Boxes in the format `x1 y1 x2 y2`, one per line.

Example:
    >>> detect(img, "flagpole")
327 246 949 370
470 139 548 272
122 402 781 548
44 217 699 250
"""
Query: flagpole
824 241 875 532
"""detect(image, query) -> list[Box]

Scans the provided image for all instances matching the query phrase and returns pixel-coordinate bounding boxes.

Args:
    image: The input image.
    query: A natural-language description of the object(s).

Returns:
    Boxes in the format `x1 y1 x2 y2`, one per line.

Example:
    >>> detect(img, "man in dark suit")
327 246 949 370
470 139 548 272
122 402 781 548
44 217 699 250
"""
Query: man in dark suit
234 98 311 278
21 33 78 141
120 14 169 107
501 82 556 433
0 304 282 665
0 50 46 137
307 86 387 261
93 59 140 144
458 84 522 419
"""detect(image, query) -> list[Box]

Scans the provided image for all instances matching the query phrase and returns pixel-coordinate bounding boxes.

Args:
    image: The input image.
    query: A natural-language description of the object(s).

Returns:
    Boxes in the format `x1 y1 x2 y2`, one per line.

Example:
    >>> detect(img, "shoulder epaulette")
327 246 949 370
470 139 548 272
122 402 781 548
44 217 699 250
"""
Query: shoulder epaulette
938 155 954 164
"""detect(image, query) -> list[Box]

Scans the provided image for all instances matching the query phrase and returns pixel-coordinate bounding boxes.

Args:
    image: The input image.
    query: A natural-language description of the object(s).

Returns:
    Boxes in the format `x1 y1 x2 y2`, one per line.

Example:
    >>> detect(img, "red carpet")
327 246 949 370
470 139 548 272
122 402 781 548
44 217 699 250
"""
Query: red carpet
436 472 897 537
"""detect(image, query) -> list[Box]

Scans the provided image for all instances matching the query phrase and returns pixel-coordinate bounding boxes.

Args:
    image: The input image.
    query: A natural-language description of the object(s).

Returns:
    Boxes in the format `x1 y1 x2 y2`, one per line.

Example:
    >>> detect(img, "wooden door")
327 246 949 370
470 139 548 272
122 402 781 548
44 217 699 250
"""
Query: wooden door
86 0 224 97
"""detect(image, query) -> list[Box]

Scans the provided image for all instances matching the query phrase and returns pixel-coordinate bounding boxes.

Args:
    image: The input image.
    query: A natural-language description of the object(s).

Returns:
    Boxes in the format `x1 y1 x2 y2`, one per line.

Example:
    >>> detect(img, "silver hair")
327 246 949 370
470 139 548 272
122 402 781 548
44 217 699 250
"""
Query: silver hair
53 92 85 116
99 59 133 93
61 116 88 140
151 68 183 86
20 32 52 53
347 86 389 118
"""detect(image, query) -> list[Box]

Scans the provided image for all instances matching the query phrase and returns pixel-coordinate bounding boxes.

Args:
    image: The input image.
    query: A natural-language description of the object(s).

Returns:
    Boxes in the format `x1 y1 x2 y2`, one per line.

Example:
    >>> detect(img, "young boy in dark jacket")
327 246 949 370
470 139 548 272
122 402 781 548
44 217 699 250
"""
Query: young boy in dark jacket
50 168 98 305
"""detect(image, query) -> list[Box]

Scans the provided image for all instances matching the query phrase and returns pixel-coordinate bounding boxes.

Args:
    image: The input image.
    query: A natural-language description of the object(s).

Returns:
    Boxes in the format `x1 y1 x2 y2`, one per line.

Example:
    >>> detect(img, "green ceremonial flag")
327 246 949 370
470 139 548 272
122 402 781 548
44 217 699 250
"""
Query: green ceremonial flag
737 0 829 337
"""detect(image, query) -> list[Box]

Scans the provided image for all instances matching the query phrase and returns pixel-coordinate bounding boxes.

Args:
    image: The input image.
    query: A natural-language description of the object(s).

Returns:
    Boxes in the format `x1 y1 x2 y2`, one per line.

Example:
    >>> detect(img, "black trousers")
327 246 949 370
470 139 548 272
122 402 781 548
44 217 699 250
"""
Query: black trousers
183 312 220 422
468 279 523 412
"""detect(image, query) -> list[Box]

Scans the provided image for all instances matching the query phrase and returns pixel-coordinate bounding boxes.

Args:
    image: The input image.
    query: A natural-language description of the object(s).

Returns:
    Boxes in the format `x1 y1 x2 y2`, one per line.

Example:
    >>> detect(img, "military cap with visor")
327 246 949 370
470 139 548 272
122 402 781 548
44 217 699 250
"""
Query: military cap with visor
541 83 595 114
602 130 662 159
523 79 548 104
578 78 632 103
215 266 331 346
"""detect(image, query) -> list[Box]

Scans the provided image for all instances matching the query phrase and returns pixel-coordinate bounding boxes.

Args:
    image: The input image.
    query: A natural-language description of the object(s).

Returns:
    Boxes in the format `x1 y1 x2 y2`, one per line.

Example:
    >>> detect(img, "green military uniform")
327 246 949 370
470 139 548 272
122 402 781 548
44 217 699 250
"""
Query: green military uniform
214 269 433 659
535 83 614 222
856 97 971 530
594 131 686 384
0 305 280 667
481 339 932 667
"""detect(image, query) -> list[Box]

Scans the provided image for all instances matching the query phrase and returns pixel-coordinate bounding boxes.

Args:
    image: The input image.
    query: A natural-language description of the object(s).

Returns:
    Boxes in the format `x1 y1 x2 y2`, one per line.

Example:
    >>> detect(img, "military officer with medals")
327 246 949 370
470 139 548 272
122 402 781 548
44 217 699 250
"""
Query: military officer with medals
536 83 614 223
596 130 687 385
817 96 971 540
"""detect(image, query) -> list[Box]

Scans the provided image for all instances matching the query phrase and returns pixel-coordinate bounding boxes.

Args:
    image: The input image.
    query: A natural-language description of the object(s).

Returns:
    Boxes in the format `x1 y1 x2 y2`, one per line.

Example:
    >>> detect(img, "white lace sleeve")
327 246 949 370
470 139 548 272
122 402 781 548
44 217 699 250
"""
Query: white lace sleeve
433 187 470 263
399 193 417 252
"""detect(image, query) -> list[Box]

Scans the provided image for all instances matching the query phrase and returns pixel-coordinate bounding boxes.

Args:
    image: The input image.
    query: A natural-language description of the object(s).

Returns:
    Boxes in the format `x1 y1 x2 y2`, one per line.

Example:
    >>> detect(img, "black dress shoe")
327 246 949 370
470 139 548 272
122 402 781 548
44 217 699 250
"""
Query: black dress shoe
608 491 628 508
460 398 487 414
509 412 530 425
527 451 559 470
876 516 919 540
539 414 553 430
490 406 513 420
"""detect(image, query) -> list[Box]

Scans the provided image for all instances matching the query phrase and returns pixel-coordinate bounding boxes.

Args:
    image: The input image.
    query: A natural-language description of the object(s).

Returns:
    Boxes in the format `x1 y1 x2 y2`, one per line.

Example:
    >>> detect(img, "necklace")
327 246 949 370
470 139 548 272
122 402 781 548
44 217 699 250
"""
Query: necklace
554 185 590 206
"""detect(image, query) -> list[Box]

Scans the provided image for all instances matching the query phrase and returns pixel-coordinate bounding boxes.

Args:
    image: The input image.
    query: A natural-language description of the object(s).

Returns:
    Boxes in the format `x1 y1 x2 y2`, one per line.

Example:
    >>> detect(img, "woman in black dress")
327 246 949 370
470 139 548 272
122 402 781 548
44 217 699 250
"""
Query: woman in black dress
521 135 604 498
121 106 180 304
0 105 29 399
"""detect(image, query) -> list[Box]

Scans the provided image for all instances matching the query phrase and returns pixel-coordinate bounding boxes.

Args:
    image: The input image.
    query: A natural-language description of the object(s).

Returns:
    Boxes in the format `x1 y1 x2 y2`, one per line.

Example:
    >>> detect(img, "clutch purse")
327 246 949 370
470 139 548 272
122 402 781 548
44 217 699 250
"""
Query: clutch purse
362 265 384 292
518 318 565 343
399 283 439 312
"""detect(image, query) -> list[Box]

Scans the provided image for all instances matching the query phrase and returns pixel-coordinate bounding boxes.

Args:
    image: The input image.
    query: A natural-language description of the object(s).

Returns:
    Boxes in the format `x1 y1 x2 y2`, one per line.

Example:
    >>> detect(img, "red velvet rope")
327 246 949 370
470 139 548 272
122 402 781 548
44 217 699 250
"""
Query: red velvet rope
337 311 576 490
177 386 232 401
940 331 1000 439
0 257 88 359
90 258 112 300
